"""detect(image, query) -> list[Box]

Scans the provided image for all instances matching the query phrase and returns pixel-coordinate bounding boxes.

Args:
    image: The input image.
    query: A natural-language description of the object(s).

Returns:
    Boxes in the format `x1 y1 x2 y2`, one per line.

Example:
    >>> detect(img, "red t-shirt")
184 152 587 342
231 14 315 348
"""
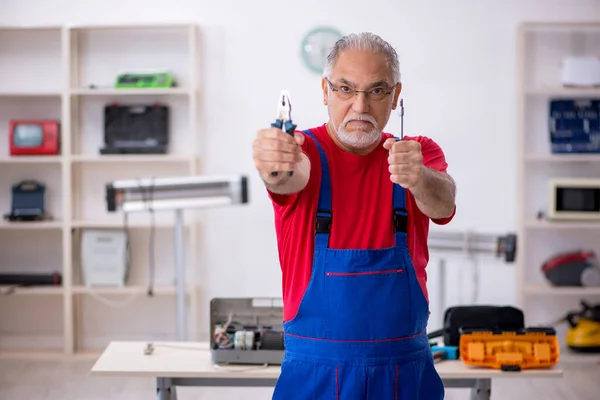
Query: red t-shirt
268 124 455 322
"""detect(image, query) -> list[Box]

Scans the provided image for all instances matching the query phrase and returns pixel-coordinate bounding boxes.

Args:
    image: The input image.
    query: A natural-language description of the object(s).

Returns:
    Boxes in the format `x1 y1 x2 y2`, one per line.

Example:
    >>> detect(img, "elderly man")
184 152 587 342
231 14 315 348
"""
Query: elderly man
252 32 456 399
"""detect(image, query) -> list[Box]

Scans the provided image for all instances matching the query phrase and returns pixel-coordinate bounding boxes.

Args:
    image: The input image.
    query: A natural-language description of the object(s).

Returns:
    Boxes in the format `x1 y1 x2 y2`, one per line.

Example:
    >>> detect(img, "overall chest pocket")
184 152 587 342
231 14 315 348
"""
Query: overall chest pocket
322 250 428 341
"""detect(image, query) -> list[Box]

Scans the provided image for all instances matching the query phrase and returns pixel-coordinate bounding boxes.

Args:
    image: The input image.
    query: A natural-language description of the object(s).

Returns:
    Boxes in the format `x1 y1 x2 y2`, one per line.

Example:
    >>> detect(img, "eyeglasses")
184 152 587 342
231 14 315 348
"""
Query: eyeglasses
326 78 397 102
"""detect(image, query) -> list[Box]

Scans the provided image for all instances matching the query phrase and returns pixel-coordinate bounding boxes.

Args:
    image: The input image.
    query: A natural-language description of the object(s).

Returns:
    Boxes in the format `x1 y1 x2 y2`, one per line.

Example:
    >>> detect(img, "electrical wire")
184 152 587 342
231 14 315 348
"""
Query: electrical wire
0 286 16 295
213 312 234 349
134 178 156 297
86 290 140 308
123 210 131 281
147 177 156 297
142 341 271 370
70 212 140 309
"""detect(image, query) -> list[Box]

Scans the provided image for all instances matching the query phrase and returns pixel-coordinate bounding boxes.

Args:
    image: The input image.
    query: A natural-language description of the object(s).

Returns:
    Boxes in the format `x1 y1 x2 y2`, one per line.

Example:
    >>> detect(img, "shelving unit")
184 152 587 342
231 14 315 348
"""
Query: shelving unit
516 21 600 364
0 23 200 356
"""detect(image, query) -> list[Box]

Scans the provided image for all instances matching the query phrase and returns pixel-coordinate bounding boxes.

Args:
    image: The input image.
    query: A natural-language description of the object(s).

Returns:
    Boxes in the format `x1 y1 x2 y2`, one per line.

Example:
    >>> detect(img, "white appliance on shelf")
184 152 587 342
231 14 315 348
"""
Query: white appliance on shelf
561 56 600 87
81 229 129 286
548 178 600 220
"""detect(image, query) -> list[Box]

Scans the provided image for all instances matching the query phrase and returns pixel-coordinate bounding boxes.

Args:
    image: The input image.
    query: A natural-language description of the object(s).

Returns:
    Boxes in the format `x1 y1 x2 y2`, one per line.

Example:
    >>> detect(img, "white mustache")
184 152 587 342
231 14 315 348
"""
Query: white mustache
343 114 377 127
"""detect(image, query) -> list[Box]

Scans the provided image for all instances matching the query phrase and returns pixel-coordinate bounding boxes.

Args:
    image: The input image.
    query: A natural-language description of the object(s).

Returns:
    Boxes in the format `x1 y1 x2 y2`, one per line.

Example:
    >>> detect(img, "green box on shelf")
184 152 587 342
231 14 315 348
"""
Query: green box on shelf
115 72 175 89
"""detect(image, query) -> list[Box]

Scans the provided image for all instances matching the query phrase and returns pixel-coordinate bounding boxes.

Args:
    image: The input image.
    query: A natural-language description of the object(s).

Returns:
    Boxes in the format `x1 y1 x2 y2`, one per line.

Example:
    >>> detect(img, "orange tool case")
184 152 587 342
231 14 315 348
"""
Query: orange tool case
459 327 560 371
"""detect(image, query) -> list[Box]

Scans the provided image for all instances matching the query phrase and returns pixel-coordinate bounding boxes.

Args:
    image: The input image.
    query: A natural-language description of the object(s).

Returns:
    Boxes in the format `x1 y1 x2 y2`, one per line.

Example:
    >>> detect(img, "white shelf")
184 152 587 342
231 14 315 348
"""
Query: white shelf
0 221 63 230
71 88 191 96
0 286 63 295
517 21 600 355
524 220 600 230
72 285 191 295
68 23 196 31
0 92 62 98
525 86 600 97
520 21 600 31
0 25 62 32
523 284 600 296
71 155 194 164
525 154 600 163
0 156 62 164
71 220 186 229
0 23 200 357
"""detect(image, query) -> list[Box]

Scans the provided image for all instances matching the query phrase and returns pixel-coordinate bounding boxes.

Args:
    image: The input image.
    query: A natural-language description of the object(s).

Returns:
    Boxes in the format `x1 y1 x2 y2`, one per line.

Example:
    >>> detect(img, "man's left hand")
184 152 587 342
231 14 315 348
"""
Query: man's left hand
383 138 423 189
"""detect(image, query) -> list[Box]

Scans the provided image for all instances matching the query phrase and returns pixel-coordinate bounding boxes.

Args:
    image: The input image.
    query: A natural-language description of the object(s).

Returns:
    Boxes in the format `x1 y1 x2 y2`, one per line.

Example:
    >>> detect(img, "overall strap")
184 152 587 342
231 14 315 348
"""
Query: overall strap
302 129 332 249
392 136 409 246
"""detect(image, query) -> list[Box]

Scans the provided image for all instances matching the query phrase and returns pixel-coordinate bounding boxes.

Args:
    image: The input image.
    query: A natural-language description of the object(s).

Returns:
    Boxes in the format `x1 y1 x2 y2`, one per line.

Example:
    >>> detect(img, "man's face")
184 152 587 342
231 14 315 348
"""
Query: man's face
321 49 401 152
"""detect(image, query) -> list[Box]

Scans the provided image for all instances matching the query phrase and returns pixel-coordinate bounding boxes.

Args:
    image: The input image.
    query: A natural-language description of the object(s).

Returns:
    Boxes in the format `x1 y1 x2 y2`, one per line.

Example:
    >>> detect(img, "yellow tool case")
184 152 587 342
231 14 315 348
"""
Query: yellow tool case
459 327 560 371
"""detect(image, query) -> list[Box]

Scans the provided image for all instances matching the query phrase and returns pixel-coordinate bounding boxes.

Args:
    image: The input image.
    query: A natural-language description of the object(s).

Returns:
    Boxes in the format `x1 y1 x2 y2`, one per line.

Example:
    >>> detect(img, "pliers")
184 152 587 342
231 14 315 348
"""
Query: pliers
271 90 297 177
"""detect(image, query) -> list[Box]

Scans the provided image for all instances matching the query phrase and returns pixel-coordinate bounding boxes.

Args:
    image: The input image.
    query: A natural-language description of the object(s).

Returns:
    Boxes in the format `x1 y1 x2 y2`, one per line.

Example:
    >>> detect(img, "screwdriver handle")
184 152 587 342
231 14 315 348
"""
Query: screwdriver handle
270 119 297 177
399 99 404 140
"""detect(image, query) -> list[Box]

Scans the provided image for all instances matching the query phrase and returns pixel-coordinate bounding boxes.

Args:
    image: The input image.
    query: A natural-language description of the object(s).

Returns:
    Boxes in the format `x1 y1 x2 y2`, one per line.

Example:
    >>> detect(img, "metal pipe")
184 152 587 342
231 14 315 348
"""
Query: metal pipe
429 230 515 319
175 209 185 341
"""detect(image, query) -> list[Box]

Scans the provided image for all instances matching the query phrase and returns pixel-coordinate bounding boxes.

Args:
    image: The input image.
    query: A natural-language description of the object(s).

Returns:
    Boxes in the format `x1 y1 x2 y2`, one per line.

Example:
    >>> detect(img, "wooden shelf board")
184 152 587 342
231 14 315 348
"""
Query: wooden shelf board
525 154 600 163
71 220 182 229
526 86 600 97
0 92 62 97
0 156 62 163
0 221 63 230
523 284 600 296
72 285 193 295
0 349 66 359
524 220 600 229
70 88 190 96
0 286 63 295
520 21 600 33
68 23 195 31
0 25 62 31
71 154 193 163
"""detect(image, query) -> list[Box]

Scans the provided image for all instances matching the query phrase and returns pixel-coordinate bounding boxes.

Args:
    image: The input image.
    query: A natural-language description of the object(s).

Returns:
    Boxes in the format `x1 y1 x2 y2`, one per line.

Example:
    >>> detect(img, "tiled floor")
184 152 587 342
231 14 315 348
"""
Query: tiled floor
0 357 598 400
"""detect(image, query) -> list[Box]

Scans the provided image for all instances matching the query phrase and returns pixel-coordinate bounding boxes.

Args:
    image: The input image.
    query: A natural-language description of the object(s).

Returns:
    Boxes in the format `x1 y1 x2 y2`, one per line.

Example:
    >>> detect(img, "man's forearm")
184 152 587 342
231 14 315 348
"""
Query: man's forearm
409 167 456 219
263 153 311 195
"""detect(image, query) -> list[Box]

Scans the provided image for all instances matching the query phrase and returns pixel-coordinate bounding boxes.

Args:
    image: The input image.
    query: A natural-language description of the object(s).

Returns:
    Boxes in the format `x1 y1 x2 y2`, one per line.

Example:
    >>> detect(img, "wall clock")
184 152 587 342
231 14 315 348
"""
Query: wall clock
301 27 343 74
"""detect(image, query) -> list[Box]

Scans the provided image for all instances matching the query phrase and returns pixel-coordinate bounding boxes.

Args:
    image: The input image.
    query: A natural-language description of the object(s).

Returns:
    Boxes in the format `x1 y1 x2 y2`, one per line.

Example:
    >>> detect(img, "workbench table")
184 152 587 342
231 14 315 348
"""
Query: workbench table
91 341 563 400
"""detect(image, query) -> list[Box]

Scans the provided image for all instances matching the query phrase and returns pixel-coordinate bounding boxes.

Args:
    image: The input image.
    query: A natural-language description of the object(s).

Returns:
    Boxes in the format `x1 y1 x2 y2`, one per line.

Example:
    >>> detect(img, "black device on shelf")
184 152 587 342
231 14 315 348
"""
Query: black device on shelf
549 99 600 154
100 103 169 154
0 272 62 286
4 180 48 222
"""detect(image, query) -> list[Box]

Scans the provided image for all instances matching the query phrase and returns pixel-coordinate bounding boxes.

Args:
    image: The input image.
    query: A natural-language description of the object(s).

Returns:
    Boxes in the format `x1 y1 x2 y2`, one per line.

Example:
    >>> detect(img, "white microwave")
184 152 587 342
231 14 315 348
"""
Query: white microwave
548 178 600 220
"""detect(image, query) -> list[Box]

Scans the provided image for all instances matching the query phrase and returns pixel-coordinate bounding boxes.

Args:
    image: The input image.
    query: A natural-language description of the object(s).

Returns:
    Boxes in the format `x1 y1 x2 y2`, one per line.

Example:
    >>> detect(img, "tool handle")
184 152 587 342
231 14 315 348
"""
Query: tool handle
270 120 297 177
399 98 404 140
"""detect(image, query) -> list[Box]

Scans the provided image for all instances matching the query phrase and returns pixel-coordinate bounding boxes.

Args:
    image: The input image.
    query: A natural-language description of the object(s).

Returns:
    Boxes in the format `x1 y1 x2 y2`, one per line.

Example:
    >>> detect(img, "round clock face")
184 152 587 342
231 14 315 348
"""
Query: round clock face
301 27 343 74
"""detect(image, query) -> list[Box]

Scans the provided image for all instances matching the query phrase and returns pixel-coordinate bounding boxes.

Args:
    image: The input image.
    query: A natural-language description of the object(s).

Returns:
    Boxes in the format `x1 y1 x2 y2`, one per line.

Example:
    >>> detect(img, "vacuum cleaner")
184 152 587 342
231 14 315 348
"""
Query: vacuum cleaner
562 300 600 353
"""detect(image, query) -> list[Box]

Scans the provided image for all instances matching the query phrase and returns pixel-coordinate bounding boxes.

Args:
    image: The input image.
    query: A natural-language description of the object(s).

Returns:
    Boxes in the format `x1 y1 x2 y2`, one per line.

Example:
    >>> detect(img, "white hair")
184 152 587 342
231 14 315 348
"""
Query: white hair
322 32 401 83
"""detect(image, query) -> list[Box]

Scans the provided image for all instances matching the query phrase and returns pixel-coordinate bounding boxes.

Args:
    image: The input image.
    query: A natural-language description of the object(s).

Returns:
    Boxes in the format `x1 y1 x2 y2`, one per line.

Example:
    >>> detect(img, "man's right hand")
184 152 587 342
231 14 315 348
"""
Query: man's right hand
253 128 305 183
252 128 310 194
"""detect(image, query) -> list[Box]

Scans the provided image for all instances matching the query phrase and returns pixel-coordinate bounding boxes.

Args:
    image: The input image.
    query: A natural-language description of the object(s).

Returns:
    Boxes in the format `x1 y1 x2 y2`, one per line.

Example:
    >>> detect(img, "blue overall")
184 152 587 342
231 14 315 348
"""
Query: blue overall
272 130 445 400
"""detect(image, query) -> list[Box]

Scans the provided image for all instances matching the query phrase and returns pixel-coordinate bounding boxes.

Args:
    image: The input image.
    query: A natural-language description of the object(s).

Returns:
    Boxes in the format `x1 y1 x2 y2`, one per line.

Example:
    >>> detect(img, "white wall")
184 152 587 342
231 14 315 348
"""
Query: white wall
1 0 599 343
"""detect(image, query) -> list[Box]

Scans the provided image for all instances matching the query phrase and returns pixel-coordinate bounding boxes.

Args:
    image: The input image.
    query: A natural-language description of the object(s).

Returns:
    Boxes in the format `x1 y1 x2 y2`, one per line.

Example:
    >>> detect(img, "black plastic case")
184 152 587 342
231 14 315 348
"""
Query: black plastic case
102 104 169 154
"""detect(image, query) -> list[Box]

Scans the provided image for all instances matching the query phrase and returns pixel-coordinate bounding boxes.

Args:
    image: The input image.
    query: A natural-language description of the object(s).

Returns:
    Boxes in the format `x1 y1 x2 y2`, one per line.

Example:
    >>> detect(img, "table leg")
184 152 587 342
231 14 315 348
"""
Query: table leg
157 377 178 400
470 378 491 400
